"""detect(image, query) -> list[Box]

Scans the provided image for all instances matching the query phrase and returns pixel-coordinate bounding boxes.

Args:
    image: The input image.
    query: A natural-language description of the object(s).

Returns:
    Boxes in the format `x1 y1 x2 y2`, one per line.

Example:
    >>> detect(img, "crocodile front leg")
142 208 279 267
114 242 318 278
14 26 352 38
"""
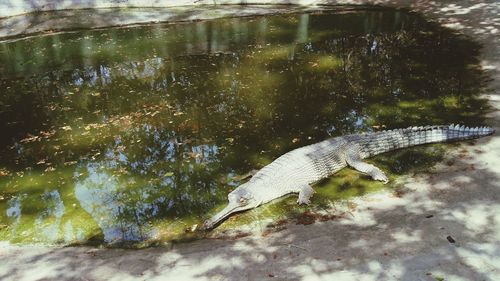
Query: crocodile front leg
345 151 389 183
297 184 315 205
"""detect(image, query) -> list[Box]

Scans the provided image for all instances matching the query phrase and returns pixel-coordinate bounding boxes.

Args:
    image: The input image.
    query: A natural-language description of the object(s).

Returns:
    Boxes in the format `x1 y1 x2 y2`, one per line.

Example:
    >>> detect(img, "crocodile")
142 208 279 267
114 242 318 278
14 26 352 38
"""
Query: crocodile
203 124 494 229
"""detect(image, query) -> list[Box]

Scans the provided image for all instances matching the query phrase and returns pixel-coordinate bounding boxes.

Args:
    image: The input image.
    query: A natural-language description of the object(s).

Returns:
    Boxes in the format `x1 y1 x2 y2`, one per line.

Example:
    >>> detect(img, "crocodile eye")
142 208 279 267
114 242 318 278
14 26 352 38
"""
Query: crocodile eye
239 197 248 204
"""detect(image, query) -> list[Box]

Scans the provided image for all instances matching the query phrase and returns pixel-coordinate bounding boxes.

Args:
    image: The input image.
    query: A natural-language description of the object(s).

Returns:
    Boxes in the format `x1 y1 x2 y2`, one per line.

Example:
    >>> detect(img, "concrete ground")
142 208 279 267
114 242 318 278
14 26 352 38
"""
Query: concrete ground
0 1 499 280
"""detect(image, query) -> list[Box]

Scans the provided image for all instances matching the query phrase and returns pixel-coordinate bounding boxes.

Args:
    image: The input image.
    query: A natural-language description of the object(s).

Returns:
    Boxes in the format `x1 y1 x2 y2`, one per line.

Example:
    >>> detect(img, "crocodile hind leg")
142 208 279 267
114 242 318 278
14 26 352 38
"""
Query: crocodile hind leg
297 184 315 205
345 153 389 183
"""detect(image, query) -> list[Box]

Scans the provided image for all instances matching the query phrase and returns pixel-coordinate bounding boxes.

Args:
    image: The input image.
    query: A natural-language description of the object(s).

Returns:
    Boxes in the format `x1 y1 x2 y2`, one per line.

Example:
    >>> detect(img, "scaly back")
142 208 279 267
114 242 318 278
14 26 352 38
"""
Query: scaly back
350 124 495 158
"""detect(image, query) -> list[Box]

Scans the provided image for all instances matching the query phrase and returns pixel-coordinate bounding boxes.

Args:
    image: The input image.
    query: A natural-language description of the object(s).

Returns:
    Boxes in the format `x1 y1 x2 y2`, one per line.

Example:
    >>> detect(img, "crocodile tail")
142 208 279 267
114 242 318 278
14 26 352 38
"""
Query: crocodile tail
442 124 495 141
357 124 495 157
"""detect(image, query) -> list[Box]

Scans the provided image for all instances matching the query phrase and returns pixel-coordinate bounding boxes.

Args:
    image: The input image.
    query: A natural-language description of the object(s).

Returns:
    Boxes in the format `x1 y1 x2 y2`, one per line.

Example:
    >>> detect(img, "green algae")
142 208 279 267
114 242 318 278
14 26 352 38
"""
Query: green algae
0 7 489 246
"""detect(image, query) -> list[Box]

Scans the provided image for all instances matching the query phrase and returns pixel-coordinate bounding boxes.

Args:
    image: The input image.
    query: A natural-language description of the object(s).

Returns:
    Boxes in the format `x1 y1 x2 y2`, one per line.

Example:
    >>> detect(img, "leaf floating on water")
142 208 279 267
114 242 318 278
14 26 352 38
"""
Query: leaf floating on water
90 152 101 160
20 134 40 143
0 168 10 177
44 167 56 172
164 172 174 177
40 130 56 138
61 126 72 131
188 152 201 159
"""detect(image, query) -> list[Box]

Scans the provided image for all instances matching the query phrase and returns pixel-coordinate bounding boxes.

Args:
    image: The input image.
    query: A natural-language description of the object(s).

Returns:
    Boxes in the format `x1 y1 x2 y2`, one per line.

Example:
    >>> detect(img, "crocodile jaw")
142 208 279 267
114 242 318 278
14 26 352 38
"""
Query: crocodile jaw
203 201 259 230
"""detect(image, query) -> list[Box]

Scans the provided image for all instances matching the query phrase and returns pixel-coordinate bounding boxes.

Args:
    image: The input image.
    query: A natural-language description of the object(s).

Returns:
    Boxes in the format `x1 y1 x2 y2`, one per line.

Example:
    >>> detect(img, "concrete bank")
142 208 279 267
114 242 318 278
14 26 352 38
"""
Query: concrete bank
1 0 357 18
0 0 198 18
0 1 499 281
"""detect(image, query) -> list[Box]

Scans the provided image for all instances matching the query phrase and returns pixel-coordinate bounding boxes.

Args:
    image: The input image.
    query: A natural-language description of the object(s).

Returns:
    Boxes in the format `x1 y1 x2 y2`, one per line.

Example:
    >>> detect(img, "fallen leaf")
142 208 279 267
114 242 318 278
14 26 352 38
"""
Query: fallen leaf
0 169 10 176
446 235 456 243
44 167 56 172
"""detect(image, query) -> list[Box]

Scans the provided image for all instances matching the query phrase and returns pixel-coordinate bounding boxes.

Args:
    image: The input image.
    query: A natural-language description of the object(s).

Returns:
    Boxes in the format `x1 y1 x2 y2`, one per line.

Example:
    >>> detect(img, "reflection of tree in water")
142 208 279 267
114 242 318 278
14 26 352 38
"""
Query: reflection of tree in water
4 190 69 243
35 190 65 241
75 164 148 242
0 9 486 244
74 125 225 242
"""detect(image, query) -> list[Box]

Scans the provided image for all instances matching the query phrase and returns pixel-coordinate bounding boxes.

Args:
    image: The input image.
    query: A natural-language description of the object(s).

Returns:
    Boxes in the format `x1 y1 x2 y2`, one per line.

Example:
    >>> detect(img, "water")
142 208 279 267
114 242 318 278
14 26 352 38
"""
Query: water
0 8 488 246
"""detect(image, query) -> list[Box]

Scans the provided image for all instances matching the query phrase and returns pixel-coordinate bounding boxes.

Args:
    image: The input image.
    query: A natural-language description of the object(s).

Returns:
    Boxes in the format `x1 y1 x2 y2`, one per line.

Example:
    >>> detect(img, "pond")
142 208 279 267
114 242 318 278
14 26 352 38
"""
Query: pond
0 7 489 246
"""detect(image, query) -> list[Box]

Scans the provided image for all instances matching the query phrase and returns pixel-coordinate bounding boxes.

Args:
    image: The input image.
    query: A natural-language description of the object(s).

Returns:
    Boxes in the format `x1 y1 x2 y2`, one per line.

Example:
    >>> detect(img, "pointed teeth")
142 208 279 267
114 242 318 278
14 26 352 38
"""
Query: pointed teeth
454 124 460 130
460 125 465 130
449 124 455 129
